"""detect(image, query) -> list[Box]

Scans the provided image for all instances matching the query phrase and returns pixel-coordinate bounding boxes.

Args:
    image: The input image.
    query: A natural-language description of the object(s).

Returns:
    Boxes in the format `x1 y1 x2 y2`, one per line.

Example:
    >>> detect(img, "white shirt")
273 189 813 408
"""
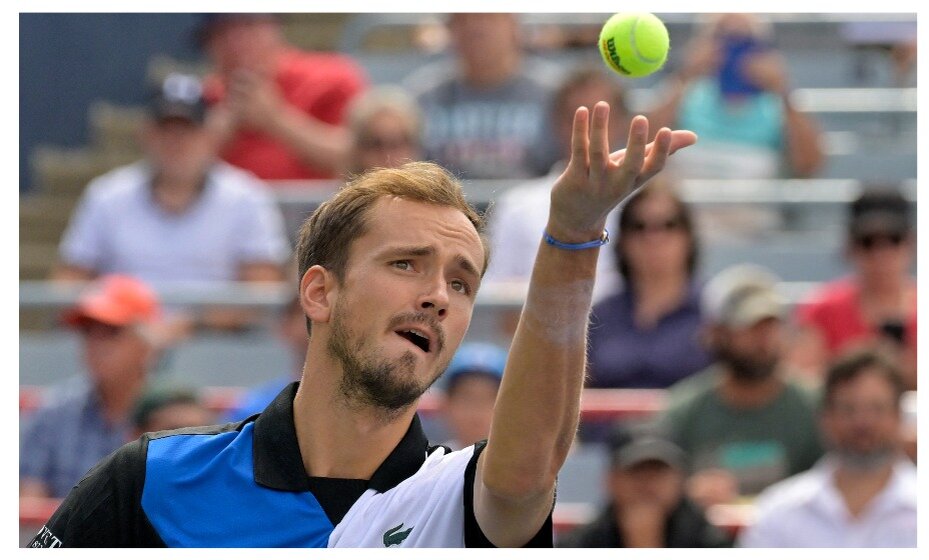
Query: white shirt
739 456 917 548
59 160 291 284
484 164 620 304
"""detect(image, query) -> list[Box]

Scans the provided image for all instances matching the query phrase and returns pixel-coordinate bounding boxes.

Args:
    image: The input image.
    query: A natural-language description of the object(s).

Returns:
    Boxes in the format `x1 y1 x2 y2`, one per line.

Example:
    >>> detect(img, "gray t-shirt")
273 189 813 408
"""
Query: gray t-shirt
405 58 561 180
59 160 291 283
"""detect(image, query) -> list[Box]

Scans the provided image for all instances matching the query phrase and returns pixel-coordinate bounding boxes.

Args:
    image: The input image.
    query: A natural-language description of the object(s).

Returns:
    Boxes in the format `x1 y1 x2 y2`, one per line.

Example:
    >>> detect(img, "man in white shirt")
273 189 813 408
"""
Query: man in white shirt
739 348 916 548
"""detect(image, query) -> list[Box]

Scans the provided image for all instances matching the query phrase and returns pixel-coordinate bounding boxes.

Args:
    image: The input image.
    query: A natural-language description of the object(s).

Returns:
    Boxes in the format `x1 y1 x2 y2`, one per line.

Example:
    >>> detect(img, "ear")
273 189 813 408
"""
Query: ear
300 265 336 325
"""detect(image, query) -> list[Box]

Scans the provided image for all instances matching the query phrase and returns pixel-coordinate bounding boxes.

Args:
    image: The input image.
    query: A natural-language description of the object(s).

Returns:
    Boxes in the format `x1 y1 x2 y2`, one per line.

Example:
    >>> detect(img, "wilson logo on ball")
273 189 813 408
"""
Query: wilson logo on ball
603 38 631 75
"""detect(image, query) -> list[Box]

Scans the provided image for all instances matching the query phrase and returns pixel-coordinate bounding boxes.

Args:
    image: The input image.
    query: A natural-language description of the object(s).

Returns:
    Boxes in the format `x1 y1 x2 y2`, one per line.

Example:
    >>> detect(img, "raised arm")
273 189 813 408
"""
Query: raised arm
473 102 696 546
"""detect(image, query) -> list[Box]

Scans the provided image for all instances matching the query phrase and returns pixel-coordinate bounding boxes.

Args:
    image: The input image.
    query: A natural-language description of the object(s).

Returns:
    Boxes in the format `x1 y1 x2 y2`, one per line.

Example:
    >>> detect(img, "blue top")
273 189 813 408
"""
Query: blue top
587 280 712 389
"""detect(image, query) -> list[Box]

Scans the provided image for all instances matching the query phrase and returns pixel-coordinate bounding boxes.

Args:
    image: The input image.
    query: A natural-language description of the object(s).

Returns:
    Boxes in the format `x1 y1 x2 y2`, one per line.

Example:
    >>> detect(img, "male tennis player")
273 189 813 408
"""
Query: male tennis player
28 102 695 547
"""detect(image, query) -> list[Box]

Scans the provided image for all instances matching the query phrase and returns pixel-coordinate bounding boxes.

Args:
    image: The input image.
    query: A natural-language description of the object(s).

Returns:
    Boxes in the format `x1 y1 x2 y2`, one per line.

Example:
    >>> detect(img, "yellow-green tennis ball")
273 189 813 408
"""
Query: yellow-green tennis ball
599 12 670 78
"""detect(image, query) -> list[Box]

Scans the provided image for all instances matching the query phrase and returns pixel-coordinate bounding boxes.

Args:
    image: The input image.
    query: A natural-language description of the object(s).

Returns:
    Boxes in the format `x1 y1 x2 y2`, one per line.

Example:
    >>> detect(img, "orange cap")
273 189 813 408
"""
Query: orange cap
63 275 161 328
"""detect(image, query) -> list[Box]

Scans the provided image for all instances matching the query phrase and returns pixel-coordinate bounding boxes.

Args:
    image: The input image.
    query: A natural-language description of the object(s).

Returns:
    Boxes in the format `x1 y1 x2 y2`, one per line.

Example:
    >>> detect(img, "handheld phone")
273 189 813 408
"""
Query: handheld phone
717 35 768 96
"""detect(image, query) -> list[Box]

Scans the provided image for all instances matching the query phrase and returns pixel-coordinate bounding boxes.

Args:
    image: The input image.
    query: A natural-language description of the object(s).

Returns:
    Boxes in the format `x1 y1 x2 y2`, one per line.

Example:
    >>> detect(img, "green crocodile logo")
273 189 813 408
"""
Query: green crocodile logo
383 523 414 547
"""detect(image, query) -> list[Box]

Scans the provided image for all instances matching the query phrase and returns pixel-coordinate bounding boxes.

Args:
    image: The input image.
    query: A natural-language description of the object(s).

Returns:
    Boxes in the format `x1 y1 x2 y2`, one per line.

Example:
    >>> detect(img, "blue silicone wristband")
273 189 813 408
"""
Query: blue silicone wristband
543 229 610 250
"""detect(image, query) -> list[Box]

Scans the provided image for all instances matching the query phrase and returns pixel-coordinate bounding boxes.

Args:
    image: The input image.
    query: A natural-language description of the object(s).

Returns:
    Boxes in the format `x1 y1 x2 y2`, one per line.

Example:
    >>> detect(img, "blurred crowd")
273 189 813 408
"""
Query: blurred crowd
20 13 916 548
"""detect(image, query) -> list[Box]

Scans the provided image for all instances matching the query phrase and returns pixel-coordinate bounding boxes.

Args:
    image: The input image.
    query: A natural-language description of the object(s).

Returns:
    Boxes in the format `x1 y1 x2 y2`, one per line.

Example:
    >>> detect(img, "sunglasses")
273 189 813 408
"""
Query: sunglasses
625 217 684 235
78 321 126 338
854 233 905 250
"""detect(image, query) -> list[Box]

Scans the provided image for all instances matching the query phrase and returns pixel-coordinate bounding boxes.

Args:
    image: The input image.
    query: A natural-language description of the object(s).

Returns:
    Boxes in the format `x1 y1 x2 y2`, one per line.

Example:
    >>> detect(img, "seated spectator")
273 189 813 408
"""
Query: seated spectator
199 13 367 180
53 73 291 336
558 423 731 548
404 13 560 180
222 295 308 422
739 348 916 547
20 276 162 499
439 342 506 450
649 13 823 180
658 265 823 509
132 384 215 437
343 86 423 177
790 188 916 389
484 65 629 302
587 181 711 390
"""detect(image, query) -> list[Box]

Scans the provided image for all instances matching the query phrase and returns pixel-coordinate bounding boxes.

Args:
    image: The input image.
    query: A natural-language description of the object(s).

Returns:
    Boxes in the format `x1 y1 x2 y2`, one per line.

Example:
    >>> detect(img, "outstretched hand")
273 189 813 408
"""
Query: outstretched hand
548 102 697 242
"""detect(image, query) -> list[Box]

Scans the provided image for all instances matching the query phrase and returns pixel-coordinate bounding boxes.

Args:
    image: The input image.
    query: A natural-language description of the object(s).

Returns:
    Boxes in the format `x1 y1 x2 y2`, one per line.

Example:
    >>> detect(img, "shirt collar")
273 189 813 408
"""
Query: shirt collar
807 455 918 516
251 382 430 493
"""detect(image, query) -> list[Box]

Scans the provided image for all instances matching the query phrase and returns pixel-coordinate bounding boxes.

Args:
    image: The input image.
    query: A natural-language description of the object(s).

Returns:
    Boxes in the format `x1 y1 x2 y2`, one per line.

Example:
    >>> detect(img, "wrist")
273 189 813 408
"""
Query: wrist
543 228 609 251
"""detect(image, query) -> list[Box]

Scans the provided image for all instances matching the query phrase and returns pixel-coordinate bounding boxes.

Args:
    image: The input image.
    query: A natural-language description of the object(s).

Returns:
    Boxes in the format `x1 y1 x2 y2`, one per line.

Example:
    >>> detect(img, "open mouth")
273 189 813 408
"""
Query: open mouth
396 329 431 353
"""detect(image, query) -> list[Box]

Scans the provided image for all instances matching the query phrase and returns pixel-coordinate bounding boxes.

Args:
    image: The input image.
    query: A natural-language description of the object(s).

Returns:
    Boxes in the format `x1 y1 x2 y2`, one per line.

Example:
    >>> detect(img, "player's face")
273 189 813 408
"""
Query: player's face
327 197 485 412
822 369 901 469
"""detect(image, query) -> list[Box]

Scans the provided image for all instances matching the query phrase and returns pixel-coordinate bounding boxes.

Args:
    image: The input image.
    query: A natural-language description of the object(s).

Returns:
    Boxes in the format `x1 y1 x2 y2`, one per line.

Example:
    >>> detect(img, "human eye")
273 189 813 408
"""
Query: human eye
391 260 413 271
450 279 471 295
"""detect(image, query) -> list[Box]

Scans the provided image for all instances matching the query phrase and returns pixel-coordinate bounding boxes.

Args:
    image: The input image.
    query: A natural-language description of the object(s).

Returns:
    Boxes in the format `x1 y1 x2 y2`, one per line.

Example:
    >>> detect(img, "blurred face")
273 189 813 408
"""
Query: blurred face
557 80 628 156
80 320 151 384
444 373 500 447
822 369 901 471
205 18 282 77
139 402 214 434
609 460 683 513
713 317 783 382
620 193 691 279
848 230 914 285
323 198 484 412
352 110 421 174
448 13 519 65
143 118 215 182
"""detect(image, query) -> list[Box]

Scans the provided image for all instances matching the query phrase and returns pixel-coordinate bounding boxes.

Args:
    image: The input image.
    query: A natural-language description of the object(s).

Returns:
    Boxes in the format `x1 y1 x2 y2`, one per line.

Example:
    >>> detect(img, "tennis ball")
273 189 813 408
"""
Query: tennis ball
598 12 670 78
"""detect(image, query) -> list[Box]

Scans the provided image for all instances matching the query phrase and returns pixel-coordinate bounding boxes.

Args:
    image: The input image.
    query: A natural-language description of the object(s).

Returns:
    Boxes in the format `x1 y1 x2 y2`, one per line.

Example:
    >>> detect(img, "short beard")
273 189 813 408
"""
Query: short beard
716 346 778 383
327 305 439 419
832 446 898 472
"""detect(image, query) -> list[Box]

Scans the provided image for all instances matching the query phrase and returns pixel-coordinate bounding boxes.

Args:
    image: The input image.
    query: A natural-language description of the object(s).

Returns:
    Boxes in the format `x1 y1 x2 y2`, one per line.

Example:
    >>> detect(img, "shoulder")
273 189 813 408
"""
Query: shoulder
666 367 719 408
800 278 858 310
752 465 825 518
404 60 458 99
206 163 275 203
81 161 150 203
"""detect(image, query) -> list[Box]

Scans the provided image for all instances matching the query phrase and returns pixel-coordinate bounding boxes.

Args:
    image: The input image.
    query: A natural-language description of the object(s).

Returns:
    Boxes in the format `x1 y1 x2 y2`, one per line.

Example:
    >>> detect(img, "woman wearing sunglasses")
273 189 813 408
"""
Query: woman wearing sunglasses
791 188 916 390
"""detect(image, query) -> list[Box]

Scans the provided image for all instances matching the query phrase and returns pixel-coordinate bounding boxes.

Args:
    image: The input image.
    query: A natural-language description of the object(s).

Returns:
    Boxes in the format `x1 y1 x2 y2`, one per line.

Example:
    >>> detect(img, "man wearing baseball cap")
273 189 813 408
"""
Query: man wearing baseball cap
656 265 823 510
20 275 163 499
558 422 731 547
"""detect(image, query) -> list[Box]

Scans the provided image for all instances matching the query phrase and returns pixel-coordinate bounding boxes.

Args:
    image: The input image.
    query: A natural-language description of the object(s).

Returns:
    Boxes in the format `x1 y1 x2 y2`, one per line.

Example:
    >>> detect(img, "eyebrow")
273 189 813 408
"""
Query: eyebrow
382 245 481 281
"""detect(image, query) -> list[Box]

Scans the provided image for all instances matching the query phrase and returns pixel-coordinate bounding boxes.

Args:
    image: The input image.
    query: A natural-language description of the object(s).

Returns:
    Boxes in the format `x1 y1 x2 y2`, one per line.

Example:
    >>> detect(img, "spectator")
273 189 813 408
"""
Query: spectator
132 384 215 437
658 264 823 509
649 13 824 179
790 188 916 389
222 295 308 422
53 72 290 336
484 65 629 302
54 72 290 285
343 86 423 177
200 13 367 180
404 13 560 180
587 181 711 390
439 342 506 451
739 348 916 547
558 423 731 548
20 276 162 499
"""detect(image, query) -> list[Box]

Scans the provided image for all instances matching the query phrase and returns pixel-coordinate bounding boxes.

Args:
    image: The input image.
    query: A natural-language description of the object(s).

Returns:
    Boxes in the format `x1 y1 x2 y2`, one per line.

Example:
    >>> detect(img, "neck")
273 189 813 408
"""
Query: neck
151 171 206 213
718 369 784 408
461 50 519 88
292 350 417 480
833 459 896 518
96 372 146 424
631 271 688 327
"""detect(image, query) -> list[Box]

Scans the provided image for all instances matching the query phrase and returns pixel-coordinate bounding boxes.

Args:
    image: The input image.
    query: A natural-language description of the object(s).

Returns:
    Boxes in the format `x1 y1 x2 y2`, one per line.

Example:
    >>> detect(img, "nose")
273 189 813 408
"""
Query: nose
419 274 449 319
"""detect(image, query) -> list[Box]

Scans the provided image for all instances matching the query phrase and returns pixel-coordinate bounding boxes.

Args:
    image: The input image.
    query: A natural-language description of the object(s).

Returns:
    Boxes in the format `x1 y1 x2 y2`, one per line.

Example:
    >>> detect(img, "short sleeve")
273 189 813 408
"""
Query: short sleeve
58 181 109 270
462 441 554 548
232 185 291 265
26 438 164 548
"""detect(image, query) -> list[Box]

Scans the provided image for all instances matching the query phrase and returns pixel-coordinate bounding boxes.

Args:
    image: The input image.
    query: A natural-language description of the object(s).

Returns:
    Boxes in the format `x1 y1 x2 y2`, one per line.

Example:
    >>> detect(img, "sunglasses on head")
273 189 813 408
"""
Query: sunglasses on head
854 232 905 250
626 217 684 235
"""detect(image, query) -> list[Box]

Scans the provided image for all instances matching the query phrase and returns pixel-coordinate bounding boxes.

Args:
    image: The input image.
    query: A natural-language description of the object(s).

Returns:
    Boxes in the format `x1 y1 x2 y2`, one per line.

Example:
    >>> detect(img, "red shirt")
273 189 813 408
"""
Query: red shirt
205 49 367 181
795 277 917 360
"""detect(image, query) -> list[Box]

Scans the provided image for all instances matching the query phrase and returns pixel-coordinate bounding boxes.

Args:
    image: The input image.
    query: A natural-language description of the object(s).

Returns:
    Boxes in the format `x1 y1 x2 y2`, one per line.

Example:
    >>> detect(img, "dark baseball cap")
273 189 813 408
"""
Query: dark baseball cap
149 73 207 124
849 188 911 238
608 422 686 471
